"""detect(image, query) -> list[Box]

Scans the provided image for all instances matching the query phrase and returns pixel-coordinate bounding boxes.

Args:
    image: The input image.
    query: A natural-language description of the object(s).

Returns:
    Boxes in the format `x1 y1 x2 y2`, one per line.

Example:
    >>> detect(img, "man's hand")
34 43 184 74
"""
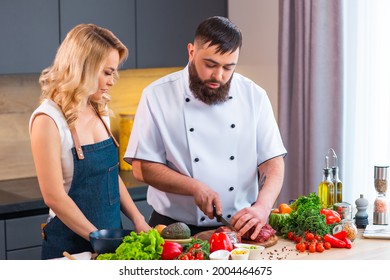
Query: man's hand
230 204 269 240
193 182 221 220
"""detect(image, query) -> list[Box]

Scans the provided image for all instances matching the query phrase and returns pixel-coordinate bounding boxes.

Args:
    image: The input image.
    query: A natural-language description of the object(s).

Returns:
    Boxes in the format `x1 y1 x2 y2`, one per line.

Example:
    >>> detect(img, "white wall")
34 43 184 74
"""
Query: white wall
228 0 279 119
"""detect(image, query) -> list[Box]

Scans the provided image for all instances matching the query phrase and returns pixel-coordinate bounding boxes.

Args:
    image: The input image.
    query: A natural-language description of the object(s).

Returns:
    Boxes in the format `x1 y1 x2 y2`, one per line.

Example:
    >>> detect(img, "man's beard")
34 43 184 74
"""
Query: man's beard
188 63 232 105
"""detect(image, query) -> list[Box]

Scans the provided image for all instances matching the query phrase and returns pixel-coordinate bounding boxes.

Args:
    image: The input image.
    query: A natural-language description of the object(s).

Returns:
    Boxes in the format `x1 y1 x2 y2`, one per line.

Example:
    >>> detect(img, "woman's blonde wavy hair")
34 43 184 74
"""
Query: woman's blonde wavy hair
39 23 128 129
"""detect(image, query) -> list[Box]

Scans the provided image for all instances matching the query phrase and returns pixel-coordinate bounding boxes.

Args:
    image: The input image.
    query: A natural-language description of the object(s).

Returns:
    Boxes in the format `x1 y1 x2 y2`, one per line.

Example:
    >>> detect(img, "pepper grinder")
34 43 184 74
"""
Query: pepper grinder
373 166 389 225
355 194 369 228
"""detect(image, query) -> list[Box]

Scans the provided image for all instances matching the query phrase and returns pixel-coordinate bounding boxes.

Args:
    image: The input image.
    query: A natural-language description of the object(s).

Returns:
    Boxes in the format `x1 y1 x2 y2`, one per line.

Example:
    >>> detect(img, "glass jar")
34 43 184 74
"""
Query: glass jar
119 112 135 170
373 193 388 225
341 219 358 241
333 218 358 241
223 231 238 245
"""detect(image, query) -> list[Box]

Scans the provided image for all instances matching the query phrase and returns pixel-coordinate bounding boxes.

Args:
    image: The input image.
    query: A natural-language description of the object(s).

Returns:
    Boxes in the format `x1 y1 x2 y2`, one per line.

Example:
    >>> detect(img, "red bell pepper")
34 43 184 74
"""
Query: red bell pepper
161 241 183 260
320 209 341 224
209 232 233 253
343 237 352 249
323 234 346 248
333 230 348 240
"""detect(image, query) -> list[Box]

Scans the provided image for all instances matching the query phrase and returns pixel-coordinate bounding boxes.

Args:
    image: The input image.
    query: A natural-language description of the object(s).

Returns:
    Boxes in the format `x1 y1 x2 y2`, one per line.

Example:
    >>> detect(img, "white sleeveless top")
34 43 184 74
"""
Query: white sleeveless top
29 99 110 217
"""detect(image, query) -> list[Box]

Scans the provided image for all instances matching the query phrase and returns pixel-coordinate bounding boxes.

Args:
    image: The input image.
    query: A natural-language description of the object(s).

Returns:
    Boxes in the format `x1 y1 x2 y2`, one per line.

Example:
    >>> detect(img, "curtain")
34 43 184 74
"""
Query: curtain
342 0 390 205
278 0 344 203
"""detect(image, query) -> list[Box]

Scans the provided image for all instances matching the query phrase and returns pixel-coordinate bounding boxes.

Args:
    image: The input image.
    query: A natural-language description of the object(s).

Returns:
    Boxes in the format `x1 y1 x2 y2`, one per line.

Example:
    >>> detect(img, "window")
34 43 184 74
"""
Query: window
343 0 390 205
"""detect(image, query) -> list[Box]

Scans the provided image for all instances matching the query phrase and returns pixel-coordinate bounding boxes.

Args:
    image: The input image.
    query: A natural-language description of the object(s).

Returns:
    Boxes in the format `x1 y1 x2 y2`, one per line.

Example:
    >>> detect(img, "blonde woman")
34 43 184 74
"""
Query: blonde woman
29 24 150 259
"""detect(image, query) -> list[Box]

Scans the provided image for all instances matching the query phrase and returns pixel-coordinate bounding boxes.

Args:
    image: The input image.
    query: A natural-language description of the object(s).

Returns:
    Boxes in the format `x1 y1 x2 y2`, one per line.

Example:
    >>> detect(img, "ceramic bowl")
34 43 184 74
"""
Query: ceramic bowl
234 243 265 260
89 229 131 254
230 248 250 260
209 249 231 260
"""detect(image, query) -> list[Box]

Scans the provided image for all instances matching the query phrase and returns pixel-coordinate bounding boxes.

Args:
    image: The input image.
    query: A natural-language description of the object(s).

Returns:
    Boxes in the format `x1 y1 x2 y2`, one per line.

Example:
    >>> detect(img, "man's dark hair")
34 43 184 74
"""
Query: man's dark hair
194 16 242 54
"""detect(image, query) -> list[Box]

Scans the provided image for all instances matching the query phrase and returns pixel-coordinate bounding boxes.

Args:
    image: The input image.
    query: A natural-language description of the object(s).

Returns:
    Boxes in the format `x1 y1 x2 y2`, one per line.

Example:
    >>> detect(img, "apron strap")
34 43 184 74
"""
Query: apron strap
94 110 120 148
70 127 85 160
69 105 120 161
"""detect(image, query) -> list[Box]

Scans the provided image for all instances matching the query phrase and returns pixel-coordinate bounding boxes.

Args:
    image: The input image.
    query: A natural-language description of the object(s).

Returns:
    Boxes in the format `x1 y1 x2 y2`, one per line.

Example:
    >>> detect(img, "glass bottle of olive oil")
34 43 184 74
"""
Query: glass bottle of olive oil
318 167 335 209
332 166 343 203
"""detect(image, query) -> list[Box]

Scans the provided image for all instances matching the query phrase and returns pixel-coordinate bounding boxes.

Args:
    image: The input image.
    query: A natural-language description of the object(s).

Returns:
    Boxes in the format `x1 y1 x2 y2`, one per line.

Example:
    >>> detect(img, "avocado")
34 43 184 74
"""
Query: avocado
161 222 191 239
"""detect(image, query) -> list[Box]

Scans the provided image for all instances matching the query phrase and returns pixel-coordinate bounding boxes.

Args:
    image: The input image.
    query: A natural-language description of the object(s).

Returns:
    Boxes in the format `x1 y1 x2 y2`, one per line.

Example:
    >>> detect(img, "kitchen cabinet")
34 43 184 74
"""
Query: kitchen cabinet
0 221 5 259
136 0 228 68
0 0 59 74
4 214 47 260
0 0 227 74
60 0 136 69
0 181 150 259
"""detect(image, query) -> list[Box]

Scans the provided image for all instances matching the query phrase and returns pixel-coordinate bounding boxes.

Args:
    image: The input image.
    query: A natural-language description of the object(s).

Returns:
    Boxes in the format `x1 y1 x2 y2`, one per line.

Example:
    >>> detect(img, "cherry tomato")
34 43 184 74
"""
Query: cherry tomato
314 234 322 241
316 242 325 253
294 236 302 243
288 231 294 240
324 241 331 250
309 244 316 253
180 254 189 260
195 251 204 260
296 243 306 252
305 232 315 241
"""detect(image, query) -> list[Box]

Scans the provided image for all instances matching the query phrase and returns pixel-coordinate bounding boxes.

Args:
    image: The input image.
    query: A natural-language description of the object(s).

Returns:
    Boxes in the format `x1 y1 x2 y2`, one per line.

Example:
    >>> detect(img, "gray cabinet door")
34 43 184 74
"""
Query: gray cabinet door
0 0 59 74
60 0 136 69
7 247 42 260
6 214 47 251
136 0 227 68
0 221 5 260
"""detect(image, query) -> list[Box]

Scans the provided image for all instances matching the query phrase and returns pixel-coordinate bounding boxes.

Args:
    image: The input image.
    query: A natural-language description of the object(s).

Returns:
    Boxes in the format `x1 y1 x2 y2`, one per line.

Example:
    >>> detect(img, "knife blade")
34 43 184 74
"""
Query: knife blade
213 205 235 231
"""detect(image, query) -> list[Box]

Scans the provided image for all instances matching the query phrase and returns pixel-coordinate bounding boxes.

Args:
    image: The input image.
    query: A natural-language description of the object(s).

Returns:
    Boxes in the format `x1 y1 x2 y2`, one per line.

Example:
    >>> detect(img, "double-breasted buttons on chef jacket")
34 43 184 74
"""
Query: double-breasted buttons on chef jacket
183 94 239 225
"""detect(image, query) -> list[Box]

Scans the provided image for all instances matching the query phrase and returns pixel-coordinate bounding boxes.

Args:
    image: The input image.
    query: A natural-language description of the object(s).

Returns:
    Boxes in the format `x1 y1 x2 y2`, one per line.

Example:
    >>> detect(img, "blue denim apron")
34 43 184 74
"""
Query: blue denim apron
41 115 121 259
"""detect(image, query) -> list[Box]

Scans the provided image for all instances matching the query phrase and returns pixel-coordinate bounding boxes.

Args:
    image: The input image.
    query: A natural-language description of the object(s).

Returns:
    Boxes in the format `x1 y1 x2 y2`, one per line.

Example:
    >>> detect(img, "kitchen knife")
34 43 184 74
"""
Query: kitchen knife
213 205 236 232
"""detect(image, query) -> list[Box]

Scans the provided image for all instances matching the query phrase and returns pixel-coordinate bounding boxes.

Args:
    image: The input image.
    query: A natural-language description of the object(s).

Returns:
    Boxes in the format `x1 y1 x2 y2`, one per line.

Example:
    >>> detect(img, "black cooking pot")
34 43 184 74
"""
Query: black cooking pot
89 228 132 254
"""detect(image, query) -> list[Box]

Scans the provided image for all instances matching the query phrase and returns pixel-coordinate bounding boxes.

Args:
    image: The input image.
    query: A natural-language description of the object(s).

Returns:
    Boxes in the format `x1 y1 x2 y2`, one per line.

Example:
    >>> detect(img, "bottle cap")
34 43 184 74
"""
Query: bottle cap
374 166 389 180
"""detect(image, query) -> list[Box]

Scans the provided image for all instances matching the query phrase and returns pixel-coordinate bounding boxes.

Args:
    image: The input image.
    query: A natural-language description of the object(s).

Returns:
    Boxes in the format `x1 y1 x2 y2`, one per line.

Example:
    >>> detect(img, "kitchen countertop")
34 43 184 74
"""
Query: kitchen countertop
0 171 147 219
260 229 390 260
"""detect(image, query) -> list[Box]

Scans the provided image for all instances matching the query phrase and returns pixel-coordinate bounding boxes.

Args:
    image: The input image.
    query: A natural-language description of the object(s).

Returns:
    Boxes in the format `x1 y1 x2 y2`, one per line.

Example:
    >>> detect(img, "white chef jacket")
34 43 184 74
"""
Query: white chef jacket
125 65 287 226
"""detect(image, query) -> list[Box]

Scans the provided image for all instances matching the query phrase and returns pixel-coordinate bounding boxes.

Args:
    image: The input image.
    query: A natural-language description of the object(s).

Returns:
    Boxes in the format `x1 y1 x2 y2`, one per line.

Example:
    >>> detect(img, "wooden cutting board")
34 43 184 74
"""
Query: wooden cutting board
194 230 278 248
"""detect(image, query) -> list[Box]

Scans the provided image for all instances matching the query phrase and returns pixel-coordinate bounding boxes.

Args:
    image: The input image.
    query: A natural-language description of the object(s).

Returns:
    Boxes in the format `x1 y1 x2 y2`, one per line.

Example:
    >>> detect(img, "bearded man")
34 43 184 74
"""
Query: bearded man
125 16 287 239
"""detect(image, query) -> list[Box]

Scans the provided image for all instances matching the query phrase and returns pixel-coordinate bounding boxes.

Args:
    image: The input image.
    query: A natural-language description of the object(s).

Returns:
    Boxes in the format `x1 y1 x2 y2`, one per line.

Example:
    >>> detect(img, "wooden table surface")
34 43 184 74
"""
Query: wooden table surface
259 229 390 260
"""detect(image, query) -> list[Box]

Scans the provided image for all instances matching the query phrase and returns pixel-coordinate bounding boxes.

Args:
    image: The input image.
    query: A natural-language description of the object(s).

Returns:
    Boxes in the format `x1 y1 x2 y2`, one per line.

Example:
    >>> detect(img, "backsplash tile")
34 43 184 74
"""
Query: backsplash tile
0 67 180 180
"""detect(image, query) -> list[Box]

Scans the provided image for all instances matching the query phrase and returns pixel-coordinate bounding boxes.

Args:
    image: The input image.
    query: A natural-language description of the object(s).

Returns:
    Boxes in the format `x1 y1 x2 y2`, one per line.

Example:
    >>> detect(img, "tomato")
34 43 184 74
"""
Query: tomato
288 231 294 240
210 232 233 253
294 235 302 243
305 232 315 241
296 243 306 252
324 241 331 250
316 242 325 253
161 241 183 260
314 234 322 241
195 251 204 260
309 244 316 253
